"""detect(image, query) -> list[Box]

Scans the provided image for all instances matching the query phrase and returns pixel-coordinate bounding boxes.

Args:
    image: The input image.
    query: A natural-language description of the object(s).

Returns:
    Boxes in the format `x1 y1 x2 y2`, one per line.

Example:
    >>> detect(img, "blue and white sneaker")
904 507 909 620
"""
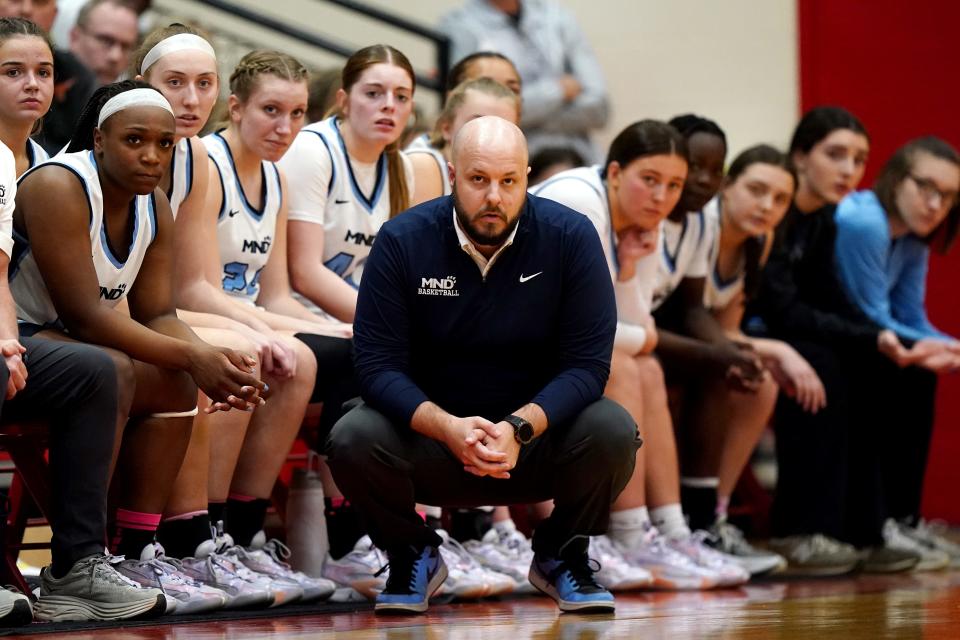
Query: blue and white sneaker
374 545 447 614
529 540 615 613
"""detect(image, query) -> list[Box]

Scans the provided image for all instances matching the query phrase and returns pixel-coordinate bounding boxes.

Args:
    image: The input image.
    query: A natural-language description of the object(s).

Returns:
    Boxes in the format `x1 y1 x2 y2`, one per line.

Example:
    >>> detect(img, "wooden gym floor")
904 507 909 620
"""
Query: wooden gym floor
24 569 960 639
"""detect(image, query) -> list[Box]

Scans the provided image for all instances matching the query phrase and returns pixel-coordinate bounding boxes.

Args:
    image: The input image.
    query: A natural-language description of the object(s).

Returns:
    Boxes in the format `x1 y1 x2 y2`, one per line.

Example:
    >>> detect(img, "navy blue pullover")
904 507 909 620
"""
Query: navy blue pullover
353 193 617 428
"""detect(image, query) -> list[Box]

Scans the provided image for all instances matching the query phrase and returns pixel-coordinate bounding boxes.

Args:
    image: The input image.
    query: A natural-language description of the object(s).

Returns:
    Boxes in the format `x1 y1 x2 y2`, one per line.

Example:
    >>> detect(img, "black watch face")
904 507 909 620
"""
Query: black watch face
517 421 534 443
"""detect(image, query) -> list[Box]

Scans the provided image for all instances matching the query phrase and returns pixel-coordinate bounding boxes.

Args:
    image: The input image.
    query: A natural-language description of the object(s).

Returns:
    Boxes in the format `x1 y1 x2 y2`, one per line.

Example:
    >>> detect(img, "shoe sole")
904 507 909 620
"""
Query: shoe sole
779 562 859 577
647 570 717 591
0 599 33 627
914 558 951 572
861 559 919 574
324 576 384 600
602 576 654 591
374 564 448 615
223 591 274 609
171 595 228 616
528 568 615 613
34 593 166 622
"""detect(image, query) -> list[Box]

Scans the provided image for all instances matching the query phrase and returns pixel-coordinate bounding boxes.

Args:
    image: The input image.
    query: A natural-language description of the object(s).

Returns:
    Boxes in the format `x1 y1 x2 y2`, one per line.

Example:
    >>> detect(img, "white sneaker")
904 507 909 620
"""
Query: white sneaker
321 535 387 600
706 519 787 576
219 535 303 607
589 535 653 591
177 539 274 609
667 531 750 587
463 527 534 594
900 519 960 568
436 530 493 599
116 543 227 615
243 533 336 602
617 526 720 590
0 586 32 627
882 519 950 571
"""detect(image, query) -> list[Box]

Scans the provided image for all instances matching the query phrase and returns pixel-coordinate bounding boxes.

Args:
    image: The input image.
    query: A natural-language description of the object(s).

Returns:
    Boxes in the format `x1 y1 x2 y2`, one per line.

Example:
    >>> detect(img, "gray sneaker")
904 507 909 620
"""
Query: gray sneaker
860 545 920 574
767 534 860 576
706 519 786 576
34 554 166 622
0 586 32 627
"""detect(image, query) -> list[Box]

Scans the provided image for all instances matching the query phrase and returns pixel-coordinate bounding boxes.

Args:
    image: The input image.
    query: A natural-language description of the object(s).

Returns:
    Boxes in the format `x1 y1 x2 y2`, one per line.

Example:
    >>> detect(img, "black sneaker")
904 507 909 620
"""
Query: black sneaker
528 538 615 613
374 545 448 614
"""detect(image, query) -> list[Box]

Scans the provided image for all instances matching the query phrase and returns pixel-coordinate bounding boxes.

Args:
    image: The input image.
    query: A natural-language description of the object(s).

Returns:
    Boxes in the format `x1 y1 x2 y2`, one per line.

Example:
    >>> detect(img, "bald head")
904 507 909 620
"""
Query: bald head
450 116 530 258
452 115 528 169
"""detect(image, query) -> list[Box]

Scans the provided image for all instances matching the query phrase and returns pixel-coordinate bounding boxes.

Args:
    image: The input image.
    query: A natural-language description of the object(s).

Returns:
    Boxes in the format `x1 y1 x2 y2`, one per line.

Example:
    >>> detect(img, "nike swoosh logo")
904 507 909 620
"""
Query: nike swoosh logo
519 272 542 283
228 209 240 217
334 199 349 204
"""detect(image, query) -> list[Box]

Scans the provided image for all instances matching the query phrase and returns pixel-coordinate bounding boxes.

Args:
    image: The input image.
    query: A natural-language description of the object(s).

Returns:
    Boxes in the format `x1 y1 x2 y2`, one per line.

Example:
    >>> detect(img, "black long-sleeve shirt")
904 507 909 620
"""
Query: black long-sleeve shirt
750 203 882 349
353 193 617 427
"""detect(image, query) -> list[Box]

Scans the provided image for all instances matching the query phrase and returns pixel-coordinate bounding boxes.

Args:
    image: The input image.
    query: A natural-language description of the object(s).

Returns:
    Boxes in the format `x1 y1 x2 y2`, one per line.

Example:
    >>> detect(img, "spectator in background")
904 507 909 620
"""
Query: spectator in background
306 66 340 124
69 0 138 86
50 0 150 48
0 0 98 153
528 146 584 185
439 0 610 163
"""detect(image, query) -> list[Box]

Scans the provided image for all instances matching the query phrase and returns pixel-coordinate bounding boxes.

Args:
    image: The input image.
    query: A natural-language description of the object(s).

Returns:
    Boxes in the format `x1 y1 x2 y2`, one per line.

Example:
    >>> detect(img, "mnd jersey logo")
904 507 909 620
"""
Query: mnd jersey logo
242 236 272 254
100 282 127 301
418 275 460 297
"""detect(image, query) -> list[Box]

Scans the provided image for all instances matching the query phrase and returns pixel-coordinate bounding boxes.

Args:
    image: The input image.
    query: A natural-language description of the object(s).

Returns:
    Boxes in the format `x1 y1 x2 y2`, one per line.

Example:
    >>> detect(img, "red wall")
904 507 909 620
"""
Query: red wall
798 0 960 521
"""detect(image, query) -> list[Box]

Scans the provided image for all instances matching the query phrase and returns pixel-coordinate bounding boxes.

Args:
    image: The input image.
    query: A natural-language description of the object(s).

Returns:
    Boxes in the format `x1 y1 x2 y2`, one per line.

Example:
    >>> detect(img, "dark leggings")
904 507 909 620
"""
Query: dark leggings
0 336 118 573
772 339 936 546
294 333 359 440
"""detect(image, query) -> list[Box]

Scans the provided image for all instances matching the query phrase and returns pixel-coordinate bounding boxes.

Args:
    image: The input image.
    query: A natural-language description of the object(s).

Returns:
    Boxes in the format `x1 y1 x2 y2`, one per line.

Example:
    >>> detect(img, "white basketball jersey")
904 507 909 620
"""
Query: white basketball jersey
650 207 711 311
299 117 390 289
404 132 431 152
702 198 744 311
406 145 451 196
204 132 281 304
166 137 195 219
26 139 48 171
11 151 158 328
531 166 660 354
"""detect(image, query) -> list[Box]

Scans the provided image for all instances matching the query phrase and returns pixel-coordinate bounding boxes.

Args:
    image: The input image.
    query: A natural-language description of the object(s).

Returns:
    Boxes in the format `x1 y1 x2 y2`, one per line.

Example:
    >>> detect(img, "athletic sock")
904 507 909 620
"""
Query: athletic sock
450 508 493 542
680 477 719 530
716 494 731 523
208 501 226 529
325 497 364 560
650 503 691 540
225 495 270 548
608 506 652 549
113 509 161 559
157 511 213 559
422 505 443 531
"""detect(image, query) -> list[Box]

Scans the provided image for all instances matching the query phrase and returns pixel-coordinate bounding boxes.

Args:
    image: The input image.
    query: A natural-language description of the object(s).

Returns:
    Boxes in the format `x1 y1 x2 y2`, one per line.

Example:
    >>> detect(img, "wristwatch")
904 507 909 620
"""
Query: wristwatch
504 414 534 445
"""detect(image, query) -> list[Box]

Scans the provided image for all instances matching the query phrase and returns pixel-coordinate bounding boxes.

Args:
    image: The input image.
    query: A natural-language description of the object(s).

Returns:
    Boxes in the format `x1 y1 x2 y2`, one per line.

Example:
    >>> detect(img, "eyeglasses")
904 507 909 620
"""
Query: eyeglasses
909 174 959 209
81 28 135 55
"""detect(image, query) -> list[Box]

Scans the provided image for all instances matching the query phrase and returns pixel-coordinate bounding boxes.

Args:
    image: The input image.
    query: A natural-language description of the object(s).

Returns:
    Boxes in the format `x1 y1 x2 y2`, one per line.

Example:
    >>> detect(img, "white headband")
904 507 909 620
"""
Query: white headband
97 89 175 128
140 33 217 74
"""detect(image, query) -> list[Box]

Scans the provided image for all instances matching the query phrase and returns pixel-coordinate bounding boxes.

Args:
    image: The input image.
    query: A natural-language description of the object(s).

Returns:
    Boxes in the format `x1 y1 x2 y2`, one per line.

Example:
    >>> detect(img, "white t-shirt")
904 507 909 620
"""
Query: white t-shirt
277 116 414 300
531 165 659 355
650 205 711 311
